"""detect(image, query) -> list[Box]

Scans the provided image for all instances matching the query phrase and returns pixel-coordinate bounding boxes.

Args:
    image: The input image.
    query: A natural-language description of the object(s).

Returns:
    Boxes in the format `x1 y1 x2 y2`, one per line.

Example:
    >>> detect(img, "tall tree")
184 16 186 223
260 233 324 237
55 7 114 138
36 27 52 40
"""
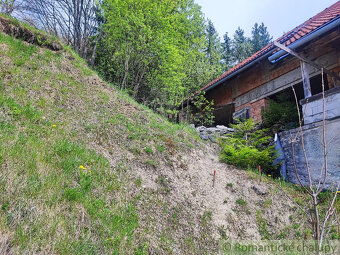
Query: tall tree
232 27 253 64
251 22 272 53
23 0 98 58
204 19 222 79
222 32 232 71
96 0 209 120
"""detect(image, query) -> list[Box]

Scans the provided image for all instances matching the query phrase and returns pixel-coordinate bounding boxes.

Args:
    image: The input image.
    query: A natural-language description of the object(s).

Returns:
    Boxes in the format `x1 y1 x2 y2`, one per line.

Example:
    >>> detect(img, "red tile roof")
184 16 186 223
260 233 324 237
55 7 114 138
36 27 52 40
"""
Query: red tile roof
198 0 340 94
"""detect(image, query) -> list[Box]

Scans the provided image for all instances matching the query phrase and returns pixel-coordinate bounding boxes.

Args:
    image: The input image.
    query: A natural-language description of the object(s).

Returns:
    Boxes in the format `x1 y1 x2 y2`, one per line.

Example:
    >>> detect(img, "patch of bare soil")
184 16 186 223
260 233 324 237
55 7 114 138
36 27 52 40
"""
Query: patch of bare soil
136 144 299 241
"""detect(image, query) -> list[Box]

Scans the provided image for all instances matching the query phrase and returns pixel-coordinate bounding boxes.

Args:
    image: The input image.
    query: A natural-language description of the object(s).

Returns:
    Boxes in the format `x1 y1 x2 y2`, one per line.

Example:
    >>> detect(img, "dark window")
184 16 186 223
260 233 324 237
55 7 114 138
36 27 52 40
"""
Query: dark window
310 74 329 95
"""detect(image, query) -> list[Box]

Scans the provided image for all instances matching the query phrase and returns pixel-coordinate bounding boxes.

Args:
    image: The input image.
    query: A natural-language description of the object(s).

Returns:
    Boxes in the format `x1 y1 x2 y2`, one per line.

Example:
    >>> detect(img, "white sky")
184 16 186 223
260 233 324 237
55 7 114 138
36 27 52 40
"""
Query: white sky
195 0 339 40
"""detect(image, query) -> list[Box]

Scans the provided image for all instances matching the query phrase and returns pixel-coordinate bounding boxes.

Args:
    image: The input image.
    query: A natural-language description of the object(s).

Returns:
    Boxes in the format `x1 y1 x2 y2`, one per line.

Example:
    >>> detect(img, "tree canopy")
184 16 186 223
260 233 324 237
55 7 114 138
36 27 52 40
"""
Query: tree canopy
222 23 272 69
95 0 216 119
2 0 272 121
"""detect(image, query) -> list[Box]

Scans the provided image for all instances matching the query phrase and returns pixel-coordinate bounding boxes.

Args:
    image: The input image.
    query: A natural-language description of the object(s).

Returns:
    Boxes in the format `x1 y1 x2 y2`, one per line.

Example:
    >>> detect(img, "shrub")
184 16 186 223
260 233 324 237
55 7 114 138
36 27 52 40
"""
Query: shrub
191 91 215 126
262 92 298 131
219 118 277 172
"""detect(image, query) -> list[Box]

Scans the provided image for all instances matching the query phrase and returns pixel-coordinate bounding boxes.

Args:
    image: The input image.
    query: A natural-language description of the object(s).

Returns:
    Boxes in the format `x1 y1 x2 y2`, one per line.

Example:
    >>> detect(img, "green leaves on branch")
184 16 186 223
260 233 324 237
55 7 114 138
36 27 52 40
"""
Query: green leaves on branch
191 91 215 126
262 92 299 132
96 0 210 121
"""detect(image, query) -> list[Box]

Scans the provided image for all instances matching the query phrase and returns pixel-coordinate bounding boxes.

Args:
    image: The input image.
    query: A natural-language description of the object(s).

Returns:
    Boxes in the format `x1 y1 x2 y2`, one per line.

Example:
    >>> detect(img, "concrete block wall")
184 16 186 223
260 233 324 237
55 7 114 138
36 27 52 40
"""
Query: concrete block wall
302 87 340 124
279 118 340 188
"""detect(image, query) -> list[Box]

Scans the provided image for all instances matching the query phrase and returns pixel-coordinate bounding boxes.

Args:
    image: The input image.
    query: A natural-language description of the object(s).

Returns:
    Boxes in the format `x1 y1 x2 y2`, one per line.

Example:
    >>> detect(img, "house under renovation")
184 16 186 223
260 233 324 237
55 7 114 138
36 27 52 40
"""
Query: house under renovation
184 1 340 187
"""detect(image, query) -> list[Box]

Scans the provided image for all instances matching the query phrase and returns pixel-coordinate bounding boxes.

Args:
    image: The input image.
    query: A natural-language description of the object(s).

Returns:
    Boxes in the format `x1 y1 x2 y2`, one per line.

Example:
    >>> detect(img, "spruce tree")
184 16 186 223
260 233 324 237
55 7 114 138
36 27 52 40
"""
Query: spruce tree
222 32 232 71
251 22 272 53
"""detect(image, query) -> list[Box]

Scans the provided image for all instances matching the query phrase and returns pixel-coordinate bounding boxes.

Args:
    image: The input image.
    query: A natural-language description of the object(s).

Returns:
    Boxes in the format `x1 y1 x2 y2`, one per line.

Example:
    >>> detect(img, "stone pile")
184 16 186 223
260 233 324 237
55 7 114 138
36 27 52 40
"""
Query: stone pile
192 125 234 142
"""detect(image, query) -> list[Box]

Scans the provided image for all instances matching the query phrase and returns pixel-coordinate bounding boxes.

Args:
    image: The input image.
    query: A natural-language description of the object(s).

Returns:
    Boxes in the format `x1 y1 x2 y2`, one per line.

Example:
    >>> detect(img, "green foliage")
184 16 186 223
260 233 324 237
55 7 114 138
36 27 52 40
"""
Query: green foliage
231 27 253 64
219 118 277 172
236 198 247 206
262 92 299 131
96 0 219 121
226 182 233 188
222 22 272 68
205 19 223 78
221 32 232 71
251 22 272 53
191 91 215 126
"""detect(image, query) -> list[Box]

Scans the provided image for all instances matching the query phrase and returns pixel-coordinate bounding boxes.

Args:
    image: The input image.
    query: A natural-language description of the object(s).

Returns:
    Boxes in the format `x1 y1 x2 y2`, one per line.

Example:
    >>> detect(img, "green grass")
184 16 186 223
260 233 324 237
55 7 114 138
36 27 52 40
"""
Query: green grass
0 92 142 253
0 20 201 254
256 210 271 240
0 33 37 66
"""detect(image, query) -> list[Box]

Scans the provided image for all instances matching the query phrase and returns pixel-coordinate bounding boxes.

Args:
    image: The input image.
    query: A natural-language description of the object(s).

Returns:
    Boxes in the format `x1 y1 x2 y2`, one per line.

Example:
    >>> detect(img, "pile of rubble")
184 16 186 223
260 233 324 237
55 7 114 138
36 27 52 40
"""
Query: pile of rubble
192 125 234 142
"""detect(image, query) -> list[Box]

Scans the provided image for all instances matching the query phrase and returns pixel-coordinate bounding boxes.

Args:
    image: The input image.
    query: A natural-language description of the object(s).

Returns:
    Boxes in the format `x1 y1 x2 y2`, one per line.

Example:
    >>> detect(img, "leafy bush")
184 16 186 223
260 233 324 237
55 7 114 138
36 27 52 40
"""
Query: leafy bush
262 92 298 131
219 118 277 172
191 91 215 126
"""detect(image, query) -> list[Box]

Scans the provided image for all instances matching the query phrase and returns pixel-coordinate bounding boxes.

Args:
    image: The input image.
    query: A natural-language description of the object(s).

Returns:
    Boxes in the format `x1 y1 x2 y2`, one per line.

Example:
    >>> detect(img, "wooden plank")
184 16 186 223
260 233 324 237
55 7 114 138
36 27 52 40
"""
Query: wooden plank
273 41 340 85
300 61 312 98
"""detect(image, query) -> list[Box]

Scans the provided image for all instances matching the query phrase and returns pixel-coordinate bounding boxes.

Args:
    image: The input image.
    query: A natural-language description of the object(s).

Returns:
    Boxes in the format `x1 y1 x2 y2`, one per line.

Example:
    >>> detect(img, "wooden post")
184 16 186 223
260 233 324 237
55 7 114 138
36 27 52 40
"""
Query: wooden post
258 165 262 182
300 61 312 98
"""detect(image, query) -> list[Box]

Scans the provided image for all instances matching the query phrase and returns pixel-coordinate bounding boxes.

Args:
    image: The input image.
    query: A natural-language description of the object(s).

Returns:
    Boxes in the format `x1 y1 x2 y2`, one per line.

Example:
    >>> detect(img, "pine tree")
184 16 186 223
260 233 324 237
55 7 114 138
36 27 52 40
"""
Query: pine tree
232 27 253 64
251 22 272 53
205 19 222 79
222 32 232 71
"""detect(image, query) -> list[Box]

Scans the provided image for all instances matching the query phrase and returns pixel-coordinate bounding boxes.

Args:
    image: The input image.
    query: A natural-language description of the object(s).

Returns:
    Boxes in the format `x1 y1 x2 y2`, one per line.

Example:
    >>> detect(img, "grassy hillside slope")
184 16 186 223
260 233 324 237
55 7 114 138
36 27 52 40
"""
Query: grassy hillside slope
0 18 212 254
0 16 328 255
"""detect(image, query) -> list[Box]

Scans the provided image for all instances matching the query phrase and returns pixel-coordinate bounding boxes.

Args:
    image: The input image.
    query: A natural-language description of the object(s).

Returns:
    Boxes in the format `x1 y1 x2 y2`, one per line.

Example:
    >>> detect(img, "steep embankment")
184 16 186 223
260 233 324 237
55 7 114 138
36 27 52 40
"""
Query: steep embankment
0 17 306 254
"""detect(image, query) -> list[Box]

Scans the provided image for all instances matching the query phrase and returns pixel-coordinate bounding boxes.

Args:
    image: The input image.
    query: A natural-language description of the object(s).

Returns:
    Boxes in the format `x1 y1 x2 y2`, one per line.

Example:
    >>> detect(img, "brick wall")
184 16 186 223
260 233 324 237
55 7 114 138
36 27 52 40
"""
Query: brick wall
235 98 268 123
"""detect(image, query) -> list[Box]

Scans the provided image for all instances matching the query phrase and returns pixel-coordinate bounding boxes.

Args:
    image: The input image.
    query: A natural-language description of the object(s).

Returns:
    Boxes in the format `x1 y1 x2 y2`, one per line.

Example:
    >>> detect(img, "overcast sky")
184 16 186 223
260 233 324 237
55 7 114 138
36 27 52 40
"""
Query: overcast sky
195 0 339 40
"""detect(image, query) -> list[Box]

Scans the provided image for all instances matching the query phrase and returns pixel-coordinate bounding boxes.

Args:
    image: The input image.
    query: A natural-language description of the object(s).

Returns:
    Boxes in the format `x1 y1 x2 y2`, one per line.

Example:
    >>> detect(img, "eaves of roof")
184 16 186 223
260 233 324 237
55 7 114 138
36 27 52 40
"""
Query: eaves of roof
198 0 340 95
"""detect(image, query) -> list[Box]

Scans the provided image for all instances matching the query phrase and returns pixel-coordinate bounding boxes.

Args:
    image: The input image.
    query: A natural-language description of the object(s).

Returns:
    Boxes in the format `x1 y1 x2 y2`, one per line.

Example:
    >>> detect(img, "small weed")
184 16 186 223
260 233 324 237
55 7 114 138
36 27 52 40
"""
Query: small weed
157 176 171 194
218 225 227 240
1 201 9 212
236 198 247 206
144 146 153 154
276 231 287 239
226 183 233 188
295 231 302 238
63 188 82 202
256 210 271 240
264 198 272 207
145 159 158 167
156 144 165 152
294 197 303 206
304 229 313 239
135 178 142 187
202 210 212 224
293 223 300 229
129 146 141 155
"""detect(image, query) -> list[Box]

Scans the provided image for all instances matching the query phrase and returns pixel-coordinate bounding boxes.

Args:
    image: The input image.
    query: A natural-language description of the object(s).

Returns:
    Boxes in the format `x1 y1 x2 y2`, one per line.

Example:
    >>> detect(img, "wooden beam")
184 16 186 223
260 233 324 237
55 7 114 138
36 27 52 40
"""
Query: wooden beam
300 60 312 98
273 41 340 85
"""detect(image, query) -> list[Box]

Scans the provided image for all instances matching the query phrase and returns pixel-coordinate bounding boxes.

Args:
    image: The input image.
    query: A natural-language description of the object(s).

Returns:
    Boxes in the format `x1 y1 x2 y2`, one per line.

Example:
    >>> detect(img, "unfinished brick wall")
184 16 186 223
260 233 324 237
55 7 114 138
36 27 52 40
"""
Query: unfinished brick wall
235 98 268 123
250 98 268 122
